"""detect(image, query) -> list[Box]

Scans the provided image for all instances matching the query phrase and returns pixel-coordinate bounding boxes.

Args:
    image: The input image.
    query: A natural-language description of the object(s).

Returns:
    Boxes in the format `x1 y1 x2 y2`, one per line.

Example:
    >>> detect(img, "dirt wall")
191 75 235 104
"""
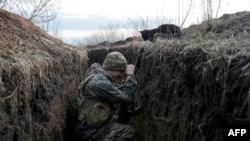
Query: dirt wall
1 39 249 141
0 8 91 141
1 7 249 141
0 46 88 141
87 41 250 141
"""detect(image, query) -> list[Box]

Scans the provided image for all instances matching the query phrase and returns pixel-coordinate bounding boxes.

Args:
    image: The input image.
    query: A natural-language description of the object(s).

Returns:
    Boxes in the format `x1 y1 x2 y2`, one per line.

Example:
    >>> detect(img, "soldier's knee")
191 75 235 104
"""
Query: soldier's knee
104 123 135 141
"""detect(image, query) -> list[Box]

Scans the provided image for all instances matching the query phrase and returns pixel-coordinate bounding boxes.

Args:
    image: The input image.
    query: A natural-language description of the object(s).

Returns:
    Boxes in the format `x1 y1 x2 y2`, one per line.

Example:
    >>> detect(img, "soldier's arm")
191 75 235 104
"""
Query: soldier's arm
95 74 137 104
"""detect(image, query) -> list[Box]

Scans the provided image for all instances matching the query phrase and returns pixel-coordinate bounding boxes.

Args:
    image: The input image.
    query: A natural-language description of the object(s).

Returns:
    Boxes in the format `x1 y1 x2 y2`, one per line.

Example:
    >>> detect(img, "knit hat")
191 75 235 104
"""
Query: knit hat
103 52 127 71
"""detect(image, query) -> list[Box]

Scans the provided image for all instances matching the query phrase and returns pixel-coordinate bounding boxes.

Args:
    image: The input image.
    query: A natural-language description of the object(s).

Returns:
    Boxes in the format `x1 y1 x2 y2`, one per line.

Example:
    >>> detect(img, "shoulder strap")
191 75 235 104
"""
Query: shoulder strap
77 74 95 90
77 73 95 100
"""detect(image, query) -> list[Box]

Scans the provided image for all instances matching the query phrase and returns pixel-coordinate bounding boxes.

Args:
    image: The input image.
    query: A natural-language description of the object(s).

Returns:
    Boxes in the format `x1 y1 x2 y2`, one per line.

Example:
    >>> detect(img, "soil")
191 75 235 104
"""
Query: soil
0 8 88 141
0 8 250 141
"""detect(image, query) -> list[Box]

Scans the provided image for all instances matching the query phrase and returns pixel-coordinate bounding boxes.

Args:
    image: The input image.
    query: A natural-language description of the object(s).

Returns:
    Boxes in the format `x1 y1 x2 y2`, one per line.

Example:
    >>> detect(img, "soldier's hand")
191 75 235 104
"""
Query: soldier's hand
126 64 135 75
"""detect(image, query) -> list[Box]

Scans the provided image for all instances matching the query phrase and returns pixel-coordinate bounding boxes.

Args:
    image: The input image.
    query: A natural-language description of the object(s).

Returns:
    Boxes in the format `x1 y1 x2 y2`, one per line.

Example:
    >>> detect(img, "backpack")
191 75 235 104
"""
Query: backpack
76 74 111 128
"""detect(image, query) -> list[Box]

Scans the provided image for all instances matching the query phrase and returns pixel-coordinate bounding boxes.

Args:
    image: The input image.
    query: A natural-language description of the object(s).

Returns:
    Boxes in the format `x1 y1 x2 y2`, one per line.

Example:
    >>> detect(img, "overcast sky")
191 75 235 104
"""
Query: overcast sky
54 0 250 44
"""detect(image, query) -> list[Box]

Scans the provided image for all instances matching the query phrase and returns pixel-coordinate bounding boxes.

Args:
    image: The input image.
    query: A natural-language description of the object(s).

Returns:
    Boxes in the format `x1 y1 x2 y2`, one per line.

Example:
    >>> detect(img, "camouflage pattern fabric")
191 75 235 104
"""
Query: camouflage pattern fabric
81 63 137 103
103 122 135 141
75 120 99 141
76 120 134 141
75 63 137 141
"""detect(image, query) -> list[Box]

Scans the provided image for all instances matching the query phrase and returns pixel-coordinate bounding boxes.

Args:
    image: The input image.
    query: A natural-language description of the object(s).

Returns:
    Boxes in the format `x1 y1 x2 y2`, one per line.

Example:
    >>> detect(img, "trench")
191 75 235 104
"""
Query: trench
1 42 250 141
1 8 250 141
86 44 250 141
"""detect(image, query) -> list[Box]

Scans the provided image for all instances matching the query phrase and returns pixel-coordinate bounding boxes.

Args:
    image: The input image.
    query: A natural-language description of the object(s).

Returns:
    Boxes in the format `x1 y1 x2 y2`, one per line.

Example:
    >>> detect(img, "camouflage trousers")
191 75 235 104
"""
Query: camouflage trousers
75 120 134 141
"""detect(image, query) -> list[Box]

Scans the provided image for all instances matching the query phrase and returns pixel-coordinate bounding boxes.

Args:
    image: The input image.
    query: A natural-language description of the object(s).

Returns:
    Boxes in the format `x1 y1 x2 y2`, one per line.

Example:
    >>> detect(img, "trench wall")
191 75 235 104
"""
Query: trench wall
1 41 250 141
0 46 88 141
87 42 250 141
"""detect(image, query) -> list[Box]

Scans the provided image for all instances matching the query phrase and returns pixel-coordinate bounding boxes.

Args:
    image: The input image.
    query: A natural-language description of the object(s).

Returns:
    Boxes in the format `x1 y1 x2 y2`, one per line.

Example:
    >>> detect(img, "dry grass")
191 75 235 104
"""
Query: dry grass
86 36 250 141
0 31 88 141
0 8 91 141
1 8 250 141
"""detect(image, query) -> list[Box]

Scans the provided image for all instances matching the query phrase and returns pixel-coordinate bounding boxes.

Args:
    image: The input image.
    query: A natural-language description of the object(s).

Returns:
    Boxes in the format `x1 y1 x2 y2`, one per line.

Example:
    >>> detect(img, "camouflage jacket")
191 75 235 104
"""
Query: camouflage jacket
80 63 137 104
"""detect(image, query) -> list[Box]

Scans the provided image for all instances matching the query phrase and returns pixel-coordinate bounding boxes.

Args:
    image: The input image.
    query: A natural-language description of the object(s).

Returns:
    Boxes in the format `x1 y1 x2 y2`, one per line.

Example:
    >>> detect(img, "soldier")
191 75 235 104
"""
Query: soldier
75 51 137 141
